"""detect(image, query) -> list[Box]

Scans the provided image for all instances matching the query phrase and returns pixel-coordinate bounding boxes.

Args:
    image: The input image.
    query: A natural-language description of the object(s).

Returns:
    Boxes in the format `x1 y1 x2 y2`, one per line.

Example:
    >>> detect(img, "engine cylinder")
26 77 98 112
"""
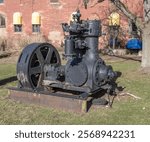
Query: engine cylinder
65 37 75 57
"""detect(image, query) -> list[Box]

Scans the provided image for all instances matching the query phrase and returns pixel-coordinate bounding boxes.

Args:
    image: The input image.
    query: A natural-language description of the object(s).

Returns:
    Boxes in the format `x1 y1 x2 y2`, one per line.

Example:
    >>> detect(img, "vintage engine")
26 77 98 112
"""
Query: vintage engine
17 10 117 97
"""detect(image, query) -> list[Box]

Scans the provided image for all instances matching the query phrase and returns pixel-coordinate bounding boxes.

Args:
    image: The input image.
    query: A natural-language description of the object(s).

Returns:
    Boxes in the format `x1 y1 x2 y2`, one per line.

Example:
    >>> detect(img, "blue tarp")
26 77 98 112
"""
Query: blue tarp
126 38 142 50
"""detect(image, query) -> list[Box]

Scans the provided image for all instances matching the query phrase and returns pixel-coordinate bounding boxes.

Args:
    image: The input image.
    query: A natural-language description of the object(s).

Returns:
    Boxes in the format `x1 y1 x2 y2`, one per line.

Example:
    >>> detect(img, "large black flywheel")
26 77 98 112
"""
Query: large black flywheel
17 43 61 90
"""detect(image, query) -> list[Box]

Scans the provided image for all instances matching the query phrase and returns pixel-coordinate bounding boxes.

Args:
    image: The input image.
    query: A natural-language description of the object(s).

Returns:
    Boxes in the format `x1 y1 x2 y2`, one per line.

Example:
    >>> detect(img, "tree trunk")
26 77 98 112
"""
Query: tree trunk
141 22 150 67
141 0 150 68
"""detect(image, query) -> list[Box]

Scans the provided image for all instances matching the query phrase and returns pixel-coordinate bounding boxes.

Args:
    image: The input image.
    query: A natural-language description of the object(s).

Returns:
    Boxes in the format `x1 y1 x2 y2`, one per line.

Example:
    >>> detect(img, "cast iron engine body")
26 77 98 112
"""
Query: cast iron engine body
17 10 117 96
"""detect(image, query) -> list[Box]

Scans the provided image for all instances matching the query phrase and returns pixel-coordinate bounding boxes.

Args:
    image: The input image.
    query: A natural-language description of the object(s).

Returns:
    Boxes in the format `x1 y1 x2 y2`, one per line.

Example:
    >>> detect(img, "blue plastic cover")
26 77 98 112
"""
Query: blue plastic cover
126 38 142 50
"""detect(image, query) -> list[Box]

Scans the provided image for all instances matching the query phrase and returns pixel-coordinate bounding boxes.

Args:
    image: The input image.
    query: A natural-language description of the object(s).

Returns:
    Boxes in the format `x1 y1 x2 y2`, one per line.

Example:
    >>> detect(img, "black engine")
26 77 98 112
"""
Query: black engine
17 10 117 97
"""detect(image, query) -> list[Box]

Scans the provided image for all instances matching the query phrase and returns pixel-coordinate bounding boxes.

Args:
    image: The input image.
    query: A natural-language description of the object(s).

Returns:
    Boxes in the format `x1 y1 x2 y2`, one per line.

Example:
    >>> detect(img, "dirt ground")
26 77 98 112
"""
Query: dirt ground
0 51 20 64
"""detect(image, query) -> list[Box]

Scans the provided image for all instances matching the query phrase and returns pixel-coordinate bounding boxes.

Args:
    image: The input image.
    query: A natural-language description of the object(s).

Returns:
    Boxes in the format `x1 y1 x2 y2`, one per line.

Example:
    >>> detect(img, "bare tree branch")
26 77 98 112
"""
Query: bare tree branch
109 0 143 30
89 0 105 7
83 0 143 30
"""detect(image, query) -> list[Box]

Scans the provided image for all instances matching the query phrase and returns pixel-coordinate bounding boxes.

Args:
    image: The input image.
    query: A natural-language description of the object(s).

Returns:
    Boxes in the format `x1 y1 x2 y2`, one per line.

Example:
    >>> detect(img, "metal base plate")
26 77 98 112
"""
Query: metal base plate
8 87 108 113
8 87 94 113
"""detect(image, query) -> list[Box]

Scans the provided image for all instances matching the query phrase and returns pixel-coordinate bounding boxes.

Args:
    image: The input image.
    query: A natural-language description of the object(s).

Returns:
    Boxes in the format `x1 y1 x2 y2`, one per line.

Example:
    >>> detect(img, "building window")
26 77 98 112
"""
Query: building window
0 0 4 3
50 0 59 3
14 25 22 32
131 22 137 33
0 14 6 28
32 12 41 33
13 12 22 32
32 25 40 33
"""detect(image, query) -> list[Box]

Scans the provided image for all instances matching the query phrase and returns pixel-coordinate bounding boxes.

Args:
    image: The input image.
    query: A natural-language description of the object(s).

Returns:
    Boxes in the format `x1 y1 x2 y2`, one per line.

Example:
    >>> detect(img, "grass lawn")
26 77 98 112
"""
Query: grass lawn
0 56 150 124
0 64 16 80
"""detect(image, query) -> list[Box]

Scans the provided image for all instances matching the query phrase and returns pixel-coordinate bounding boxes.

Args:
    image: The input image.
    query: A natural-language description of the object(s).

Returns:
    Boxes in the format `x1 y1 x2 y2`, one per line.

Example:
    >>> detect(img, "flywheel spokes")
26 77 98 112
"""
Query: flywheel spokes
17 43 61 90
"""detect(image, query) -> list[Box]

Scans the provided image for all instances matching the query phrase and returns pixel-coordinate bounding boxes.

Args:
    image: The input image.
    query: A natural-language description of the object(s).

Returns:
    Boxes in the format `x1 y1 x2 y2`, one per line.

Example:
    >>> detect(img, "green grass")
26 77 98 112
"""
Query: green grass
0 64 16 80
0 58 150 124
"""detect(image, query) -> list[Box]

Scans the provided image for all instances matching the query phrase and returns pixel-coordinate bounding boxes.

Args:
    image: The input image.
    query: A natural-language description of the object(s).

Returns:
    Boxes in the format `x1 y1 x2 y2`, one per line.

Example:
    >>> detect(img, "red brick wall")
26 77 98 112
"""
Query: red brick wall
0 0 143 48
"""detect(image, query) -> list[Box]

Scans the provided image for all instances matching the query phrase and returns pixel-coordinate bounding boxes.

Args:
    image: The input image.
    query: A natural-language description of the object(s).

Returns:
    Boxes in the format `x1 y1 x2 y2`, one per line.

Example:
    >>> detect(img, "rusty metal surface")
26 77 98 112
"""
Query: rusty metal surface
9 87 93 113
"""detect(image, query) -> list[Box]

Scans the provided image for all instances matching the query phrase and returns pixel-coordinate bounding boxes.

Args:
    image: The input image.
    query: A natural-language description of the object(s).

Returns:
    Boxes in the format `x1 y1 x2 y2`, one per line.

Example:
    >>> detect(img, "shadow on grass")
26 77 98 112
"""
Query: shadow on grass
0 76 17 86
111 55 141 62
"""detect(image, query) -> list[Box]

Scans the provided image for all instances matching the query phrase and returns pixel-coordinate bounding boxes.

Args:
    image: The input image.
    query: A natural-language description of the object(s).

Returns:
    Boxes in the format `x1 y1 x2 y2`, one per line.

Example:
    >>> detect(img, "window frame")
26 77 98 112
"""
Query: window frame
0 0 4 4
0 14 6 28
14 25 22 32
32 24 40 33
50 0 59 4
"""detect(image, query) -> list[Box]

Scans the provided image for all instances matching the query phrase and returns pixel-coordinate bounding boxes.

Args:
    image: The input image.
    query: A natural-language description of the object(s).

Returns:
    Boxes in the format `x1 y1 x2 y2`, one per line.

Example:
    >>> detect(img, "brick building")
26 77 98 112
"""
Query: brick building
0 0 143 49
